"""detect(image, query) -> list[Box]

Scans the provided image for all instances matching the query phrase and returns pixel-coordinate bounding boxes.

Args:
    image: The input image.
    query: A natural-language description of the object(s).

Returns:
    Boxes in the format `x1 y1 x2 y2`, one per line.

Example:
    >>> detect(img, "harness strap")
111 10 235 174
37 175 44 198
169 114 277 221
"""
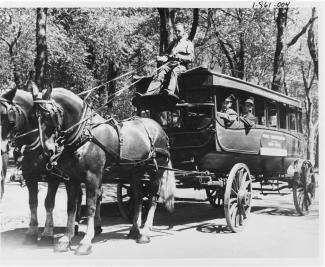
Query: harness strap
65 103 90 146
88 131 120 163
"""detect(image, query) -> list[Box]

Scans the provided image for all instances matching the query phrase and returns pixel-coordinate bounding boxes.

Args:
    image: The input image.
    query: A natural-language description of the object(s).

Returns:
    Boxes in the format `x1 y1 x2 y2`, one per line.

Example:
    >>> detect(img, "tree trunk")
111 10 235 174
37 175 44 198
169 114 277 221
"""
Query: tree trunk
272 8 288 92
314 129 319 168
105 61 120 109
308 120 318 165
158 8 176 55
308 7 318 79
34 8 48 89
188 8 199 41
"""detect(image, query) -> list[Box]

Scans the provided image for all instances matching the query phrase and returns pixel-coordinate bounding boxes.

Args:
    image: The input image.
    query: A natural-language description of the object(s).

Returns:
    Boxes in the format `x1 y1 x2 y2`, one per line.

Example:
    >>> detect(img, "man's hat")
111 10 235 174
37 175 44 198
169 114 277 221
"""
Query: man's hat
225 94 235 102
244 97 254 105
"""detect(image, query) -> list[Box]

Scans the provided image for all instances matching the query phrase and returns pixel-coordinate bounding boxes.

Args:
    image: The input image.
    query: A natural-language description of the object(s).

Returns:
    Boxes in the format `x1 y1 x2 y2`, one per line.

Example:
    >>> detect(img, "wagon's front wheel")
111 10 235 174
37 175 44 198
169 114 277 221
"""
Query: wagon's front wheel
224 163 252 233
117 181 150 221
206 187 224 208
293 161 316 215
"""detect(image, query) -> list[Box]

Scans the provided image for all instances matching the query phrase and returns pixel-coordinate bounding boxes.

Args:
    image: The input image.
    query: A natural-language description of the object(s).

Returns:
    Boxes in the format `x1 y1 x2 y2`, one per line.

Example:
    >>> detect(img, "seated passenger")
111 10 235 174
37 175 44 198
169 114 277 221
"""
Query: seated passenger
240 97 256 128
216 94 238 126
135 23 194 101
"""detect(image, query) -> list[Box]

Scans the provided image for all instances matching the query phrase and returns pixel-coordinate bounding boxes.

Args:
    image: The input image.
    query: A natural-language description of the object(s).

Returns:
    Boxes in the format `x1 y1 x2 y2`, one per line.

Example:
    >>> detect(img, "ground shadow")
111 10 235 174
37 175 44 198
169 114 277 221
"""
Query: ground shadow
251 206 299 216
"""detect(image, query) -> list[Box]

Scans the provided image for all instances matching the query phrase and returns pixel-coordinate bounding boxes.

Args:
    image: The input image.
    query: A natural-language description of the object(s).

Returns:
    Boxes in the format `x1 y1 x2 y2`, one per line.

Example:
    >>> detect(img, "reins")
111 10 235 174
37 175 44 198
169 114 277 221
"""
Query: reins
78 59 156 99
61 61 170 135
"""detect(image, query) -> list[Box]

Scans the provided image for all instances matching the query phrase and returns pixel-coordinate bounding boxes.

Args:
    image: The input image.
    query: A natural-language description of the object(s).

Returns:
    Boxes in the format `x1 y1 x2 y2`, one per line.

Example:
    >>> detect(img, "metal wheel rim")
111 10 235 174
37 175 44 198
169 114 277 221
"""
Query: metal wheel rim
293 162 315 215
224 163 252 233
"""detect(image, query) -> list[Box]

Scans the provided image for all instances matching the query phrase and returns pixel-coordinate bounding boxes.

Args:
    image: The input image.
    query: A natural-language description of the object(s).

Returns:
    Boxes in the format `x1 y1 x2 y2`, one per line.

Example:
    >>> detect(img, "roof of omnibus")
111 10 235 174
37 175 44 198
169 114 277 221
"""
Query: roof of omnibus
181 67 301 108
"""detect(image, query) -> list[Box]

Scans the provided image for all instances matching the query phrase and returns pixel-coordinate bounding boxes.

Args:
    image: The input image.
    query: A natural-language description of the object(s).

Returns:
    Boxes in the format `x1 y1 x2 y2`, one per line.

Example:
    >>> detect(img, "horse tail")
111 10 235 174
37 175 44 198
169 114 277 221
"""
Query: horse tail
159 159 176 212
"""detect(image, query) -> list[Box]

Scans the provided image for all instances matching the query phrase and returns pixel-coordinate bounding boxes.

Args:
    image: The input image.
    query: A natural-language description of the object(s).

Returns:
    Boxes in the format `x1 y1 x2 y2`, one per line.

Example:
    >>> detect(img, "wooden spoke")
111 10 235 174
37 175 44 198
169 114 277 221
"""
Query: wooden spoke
293 161 316 216
224 163 252 233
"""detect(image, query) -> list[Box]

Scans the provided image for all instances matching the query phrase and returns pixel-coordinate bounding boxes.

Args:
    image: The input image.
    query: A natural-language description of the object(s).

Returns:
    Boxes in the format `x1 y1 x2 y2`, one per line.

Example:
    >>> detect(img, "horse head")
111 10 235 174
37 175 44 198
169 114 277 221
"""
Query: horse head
31 81 84 158
1 87 17 135
0 88 35 142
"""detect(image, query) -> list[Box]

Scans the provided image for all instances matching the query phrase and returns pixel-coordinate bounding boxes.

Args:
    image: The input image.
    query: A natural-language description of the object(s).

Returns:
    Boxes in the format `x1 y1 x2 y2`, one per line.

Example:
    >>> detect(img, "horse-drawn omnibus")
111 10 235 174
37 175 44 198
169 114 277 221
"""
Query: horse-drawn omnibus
126 66 316 232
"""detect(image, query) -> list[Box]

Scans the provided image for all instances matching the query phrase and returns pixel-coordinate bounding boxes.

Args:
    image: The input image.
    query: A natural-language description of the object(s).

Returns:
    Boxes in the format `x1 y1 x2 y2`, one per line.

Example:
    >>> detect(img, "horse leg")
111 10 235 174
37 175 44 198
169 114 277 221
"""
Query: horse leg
24 179 39 244
94 186 103 235
138 179 160 244
127 175 143 241
39 179 60 245
75 174 100 255
75 186 83 236
54 181 79 252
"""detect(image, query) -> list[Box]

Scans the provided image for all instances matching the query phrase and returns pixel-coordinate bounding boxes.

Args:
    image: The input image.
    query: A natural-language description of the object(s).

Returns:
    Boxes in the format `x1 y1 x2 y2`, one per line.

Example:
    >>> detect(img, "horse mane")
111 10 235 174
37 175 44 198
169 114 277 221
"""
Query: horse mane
51 88 84 109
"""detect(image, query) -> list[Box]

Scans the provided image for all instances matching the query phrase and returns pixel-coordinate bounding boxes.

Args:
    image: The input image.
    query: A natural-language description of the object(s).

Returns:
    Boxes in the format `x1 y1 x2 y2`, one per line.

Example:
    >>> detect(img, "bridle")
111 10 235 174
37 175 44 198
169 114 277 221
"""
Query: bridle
0 96 41 153
0 97 27 136
33 96 90 170
33 97 64 160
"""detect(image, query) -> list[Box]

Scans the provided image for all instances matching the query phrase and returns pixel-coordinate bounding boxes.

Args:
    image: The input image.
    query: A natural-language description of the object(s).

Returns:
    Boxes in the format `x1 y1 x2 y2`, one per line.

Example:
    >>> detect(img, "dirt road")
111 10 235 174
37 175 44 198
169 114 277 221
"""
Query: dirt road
0 177 322 266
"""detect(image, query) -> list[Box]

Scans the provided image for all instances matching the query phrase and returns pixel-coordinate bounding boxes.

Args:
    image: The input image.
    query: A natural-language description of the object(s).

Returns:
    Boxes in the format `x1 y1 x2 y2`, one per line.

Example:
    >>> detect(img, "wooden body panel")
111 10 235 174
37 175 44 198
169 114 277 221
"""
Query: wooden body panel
167 118 304 175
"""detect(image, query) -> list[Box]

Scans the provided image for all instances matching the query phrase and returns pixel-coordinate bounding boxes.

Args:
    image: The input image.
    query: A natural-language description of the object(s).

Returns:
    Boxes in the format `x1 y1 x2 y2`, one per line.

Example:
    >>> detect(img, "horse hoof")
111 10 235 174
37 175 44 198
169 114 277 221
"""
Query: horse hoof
23 234 38 245
75 225 79 236
95 226 102 236
38 236 54 246
136 234 151 244
127 229 140 240
54 241 70 252
75 244 92 255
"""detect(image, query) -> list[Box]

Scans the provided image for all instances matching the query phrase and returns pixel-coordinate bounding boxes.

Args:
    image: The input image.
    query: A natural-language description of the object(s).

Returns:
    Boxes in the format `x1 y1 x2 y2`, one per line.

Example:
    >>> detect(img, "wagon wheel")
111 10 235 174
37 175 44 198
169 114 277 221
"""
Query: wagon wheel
117 181 150 222
293 161 316 215
205 187 224 208
224 163 252 233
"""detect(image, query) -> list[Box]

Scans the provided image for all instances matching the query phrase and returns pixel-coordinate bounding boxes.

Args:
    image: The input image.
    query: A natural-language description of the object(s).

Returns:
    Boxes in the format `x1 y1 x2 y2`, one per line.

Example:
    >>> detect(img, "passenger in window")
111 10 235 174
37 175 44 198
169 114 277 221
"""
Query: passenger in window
216 94 238 126
240 98 256 128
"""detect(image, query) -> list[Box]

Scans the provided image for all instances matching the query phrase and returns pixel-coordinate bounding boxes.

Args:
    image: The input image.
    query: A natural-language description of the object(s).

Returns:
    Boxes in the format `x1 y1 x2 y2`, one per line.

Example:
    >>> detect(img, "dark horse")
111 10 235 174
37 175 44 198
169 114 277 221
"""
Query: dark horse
31 82 175 255
0 88 86 244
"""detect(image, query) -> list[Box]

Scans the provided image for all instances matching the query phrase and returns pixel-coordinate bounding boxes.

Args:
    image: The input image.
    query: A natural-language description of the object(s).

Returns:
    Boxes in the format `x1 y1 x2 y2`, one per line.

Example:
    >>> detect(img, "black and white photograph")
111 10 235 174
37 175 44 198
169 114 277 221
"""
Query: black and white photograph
0 1 323 266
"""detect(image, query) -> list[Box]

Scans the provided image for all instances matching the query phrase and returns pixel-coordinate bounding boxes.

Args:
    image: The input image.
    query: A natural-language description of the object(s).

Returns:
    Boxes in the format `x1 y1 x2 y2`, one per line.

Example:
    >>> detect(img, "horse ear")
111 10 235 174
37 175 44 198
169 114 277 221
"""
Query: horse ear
29 81 41 100
2 88 17 102
42 86 52 100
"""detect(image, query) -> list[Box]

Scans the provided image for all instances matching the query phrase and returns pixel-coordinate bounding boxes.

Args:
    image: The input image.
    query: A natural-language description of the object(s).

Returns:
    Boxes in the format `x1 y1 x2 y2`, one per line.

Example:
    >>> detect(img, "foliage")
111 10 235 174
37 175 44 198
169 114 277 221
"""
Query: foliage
0 7 318 130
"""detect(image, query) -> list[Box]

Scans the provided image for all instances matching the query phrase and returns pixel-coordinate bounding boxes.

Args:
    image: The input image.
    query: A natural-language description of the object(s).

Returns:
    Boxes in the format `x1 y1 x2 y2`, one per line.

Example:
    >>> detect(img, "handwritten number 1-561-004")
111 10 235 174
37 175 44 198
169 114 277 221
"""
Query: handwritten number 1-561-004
252 1 290 8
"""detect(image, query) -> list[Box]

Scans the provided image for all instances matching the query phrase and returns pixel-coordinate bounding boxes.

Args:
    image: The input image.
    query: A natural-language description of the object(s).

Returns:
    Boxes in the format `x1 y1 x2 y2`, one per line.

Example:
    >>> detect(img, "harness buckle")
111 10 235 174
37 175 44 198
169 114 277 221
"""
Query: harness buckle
46 162 54 171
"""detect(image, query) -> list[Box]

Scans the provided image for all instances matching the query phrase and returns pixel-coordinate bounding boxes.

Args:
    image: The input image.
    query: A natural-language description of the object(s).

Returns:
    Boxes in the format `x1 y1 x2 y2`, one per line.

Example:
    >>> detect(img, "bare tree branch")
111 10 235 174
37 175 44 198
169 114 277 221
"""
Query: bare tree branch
0 37 11 47
287 16 318 47
217 8 237 19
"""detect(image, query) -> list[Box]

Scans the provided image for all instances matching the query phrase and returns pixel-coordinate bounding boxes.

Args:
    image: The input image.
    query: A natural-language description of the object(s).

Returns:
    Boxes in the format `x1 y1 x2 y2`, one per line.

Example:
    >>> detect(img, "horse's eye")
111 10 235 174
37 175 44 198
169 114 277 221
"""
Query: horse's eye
44 111 51 118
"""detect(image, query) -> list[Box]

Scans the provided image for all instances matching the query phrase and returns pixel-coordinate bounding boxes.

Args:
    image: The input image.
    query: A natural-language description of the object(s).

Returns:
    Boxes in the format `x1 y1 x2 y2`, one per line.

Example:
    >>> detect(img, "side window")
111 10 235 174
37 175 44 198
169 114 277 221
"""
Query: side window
288 108 297 131
160 110 182 129
278 104 287 129
267 102 277 128
255 98 266 126
297 110 302 133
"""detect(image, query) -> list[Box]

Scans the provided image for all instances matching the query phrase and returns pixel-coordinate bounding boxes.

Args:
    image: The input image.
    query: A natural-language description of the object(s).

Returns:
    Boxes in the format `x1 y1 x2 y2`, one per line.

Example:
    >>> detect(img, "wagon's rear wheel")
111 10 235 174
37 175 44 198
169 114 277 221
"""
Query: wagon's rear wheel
224 163 252 233
117 181 150 221
293 161 316 215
